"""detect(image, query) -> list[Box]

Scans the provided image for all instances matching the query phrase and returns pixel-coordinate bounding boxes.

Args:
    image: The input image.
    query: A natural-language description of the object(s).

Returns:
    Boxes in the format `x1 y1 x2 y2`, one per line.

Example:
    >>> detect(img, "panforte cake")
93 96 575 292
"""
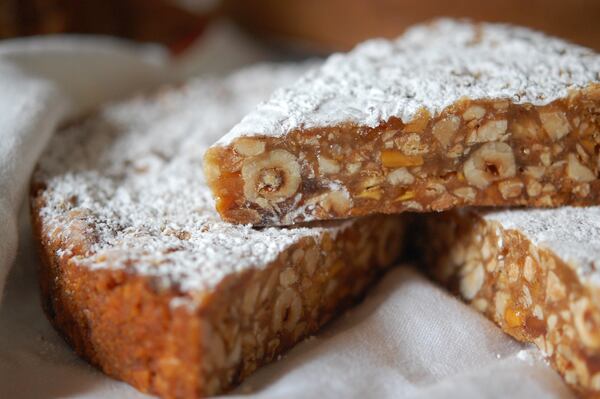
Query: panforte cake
417 207 600 397
31 65 405 398
204 19 600 226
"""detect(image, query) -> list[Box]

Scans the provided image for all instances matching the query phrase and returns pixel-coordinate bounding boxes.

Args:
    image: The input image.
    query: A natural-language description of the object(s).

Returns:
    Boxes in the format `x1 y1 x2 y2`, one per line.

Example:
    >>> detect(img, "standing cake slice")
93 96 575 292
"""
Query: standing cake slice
31 65 406 399
417 207 600 397
204 19 600 226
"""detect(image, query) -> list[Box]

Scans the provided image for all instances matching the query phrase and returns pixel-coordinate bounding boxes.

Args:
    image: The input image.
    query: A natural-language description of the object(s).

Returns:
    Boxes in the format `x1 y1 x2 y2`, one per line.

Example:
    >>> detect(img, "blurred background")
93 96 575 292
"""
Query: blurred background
1 0 599 55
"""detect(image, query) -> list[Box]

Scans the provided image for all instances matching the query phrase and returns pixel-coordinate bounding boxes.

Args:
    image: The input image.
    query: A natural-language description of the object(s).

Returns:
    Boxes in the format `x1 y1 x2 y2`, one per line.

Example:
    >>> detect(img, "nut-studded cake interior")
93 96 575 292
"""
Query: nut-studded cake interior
204 19 600 225
205 86 600 225
31 64 406 397
415 207 600 397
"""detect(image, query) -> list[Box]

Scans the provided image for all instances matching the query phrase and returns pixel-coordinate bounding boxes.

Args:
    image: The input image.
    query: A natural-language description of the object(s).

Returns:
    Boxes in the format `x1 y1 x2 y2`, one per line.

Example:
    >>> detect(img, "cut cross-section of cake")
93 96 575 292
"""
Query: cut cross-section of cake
204 19 600 226
415 207 600 397
31 64 406 398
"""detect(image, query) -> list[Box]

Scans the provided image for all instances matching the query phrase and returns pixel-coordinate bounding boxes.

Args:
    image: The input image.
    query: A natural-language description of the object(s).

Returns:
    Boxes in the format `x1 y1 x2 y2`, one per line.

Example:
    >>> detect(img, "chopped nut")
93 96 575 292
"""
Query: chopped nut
540 149 552 167
573 298 600 349
304 246 319 276
432 116 460 148
380 150 424 168
512 118 541 139
242 279 260 314
424 182 446 197
473 298 488 312
467 119 508 144
395 133 429 155
346 162 362 174
576 143 590 161
233 138 266 156
203 159 221 181
205 324 227 369
494 291 510 321
381 129 399 142
463 142 516 189
462 105 486 121
358 175 384 191
592 373 600 390
521 286 533 308
574 183 591 198
533 305 543 320
548 314 558 330
498 179 524 199
567 153 596 182
526 180 542 197
539 110 571 141
280 268 298 287
542 183 556 194
524 166 545 179
453 187 477 201
242 149 301 203
310 191 352 214
387 167 415 186
460 263 484 300
546 271 566 302
508 262 520 283
403 201 423 211
447 144 465 158
523 257 535 283
273 288 302 333
318 156 340 175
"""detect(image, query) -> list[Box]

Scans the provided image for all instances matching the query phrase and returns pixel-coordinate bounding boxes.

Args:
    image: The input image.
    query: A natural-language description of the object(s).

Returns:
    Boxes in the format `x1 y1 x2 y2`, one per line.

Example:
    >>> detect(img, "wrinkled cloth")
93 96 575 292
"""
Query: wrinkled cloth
0 25 574 399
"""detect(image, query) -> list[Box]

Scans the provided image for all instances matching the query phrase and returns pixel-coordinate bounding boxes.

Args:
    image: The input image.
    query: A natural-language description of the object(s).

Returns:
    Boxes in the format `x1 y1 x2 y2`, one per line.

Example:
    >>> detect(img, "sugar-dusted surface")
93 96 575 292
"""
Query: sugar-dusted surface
219 19 600 144
34 63 357 293
483 207 600 284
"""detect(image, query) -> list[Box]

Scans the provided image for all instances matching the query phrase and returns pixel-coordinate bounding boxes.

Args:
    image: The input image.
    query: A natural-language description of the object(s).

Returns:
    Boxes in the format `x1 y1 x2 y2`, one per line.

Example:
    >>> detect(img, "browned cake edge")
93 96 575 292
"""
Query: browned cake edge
31 183 406 398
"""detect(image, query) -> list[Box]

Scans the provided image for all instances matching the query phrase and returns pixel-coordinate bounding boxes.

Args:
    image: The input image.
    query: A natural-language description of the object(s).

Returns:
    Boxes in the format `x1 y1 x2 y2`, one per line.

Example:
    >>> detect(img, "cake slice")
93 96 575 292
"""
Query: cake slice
416 207 600 397
31 65 406 398
204 19 600 226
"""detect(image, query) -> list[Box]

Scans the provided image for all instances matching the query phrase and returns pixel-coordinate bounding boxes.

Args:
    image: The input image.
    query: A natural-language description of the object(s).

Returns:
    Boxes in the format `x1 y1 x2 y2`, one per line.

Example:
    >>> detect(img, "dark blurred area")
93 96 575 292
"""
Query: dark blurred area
1 0 600 53
0 0 211 52
224 0 600 53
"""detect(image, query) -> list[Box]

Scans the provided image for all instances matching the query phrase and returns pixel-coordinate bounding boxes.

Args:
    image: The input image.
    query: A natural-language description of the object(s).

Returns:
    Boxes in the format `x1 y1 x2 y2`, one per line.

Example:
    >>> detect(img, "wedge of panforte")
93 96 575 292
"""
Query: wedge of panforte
31 65 405 399
416 207 600 397
204 19 600 226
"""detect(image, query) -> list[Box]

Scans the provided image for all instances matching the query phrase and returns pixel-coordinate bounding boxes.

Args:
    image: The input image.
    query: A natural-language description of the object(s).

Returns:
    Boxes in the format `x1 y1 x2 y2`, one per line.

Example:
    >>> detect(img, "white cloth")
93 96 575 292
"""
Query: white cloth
0 24 574 398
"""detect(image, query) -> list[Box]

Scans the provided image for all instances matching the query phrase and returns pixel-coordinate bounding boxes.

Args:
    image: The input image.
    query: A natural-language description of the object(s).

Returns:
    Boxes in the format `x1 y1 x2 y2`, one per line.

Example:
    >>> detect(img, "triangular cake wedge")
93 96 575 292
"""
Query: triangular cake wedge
31 65 405 398
416 207 600 396
204 19 600 226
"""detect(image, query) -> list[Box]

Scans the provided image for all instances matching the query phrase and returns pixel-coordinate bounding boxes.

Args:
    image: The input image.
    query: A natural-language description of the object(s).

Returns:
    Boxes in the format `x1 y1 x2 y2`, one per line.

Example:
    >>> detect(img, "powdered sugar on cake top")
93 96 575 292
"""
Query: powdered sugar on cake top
218 19 600 145
484 207 600 285
35 63 355 295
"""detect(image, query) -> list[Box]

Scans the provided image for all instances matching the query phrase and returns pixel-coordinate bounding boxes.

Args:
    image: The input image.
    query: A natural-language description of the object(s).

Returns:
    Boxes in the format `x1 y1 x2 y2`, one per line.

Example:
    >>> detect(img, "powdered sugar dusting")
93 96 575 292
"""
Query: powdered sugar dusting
483 207 600 285
34 63 355 294
218 19 600 145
